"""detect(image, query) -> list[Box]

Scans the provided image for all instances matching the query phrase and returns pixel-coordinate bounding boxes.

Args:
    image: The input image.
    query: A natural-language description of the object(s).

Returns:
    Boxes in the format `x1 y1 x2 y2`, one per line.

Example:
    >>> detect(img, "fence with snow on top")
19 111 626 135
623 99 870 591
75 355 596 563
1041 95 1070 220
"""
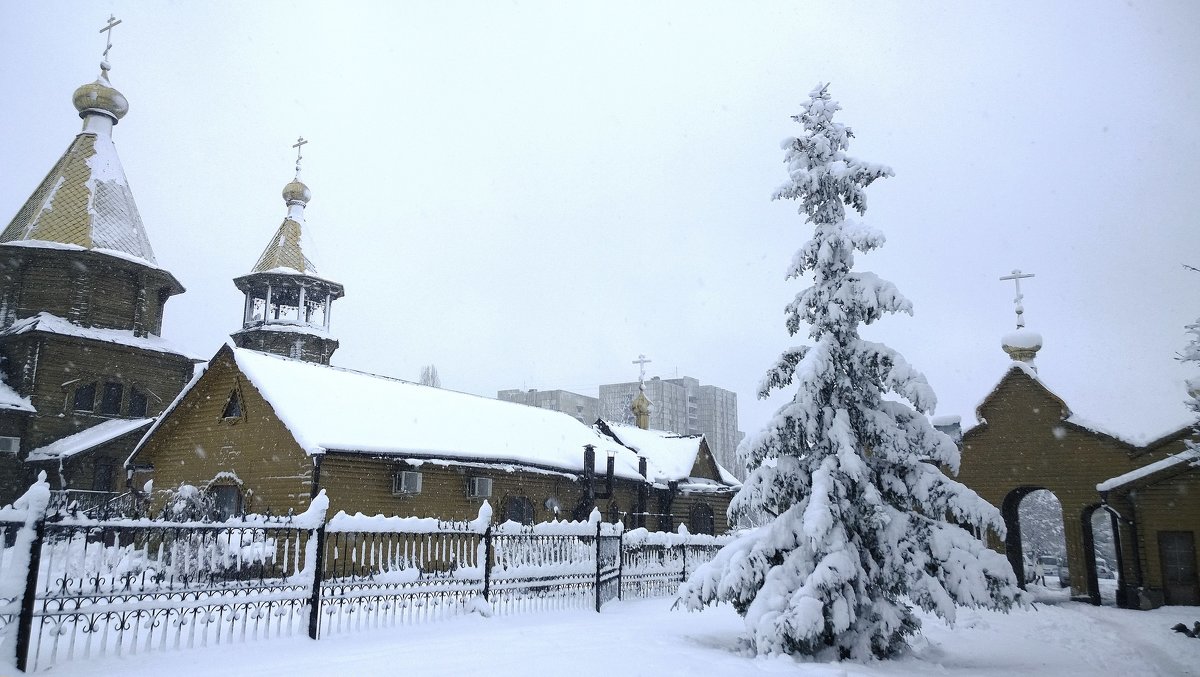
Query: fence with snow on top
0 477 728 672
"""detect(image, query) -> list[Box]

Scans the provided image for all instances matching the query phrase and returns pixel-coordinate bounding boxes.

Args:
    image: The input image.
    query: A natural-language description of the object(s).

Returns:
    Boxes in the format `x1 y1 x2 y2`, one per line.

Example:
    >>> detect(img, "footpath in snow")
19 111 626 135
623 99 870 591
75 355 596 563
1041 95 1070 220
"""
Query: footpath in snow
39 592 1200 677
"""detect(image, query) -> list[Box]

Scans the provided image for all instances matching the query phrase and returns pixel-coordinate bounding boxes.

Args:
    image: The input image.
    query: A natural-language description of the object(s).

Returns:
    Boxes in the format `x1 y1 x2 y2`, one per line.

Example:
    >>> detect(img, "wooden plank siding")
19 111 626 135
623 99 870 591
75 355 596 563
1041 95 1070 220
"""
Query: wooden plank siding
133 349 315 515
957 366 1191 604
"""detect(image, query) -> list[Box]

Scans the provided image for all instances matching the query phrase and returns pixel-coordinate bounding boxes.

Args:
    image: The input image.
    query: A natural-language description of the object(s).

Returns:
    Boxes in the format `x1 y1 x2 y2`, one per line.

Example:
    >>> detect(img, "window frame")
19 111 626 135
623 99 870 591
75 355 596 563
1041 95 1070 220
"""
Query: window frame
392 470 423 496
467 476 493 498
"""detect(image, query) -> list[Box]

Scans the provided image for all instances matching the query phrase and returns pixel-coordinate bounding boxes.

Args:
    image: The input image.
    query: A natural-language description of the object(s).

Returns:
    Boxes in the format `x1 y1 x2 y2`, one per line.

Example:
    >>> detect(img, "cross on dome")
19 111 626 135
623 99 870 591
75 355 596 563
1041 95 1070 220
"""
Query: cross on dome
99 15 122 72
999 269 1035 330
292 136 308 179
632 354 651 389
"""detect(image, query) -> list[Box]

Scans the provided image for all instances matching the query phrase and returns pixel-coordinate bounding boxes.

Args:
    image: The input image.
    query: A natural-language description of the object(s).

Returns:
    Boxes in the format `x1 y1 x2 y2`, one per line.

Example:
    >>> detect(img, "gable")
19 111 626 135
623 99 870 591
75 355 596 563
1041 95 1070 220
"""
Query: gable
974 364 1069 428
688 440 722 480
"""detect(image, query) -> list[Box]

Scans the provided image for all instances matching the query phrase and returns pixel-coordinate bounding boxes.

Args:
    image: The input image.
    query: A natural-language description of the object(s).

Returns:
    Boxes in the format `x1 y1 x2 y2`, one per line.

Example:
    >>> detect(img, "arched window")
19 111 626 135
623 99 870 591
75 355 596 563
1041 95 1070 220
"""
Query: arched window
503 496 536 525
208 485 242 520
688 503 715 535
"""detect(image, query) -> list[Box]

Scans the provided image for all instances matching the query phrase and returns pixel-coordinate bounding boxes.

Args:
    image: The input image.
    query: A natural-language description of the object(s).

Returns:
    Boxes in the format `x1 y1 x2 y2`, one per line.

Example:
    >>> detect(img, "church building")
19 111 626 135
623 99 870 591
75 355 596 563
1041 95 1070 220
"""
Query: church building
0 41 197 506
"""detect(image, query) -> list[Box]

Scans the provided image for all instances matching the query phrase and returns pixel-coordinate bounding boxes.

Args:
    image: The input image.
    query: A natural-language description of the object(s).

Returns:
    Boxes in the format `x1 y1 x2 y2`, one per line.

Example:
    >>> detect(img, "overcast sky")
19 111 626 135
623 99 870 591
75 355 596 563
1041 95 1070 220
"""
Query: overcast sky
3 1 1198 446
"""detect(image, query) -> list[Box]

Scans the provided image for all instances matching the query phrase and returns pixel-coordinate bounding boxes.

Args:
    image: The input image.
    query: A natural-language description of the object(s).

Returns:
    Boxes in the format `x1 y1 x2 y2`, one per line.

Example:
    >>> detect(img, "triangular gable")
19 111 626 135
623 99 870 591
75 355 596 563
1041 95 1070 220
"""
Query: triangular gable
688 438 724 481
974 362 1070 426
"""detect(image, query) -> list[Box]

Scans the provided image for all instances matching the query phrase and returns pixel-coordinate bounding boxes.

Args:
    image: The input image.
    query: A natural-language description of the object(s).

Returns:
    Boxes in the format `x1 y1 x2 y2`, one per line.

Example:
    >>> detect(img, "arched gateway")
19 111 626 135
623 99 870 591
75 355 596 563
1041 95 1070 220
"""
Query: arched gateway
952 300 1192 608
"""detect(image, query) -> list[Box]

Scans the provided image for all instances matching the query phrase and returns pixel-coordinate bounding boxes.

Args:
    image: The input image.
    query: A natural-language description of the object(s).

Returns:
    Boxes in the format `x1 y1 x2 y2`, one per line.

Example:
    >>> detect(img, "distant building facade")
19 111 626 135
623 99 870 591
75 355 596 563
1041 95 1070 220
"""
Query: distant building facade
500 376 745 479
497 389 599 425
601 377 744 479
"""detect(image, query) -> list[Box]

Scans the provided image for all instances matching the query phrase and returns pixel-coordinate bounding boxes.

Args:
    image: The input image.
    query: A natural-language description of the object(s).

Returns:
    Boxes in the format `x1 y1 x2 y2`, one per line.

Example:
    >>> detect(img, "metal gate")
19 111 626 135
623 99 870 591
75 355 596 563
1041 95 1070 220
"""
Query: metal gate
595 528 621 610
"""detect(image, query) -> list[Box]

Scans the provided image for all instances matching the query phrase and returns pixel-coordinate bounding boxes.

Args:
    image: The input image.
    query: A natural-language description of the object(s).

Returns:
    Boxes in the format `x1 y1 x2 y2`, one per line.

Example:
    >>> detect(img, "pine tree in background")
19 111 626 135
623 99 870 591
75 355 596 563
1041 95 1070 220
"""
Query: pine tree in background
677 84 1023 659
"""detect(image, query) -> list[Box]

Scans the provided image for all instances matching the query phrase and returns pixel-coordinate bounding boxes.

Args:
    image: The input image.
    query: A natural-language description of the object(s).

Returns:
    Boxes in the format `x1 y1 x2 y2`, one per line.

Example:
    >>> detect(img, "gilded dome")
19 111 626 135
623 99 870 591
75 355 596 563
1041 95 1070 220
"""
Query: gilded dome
72 73 128 122
282 179 312 206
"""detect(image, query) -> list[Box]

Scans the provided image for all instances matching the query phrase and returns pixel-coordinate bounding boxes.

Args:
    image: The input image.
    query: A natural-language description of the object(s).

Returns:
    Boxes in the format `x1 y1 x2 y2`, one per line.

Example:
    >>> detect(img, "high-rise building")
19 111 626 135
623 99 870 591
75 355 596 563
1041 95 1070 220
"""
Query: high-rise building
500 375 745 479
599 377 744 479
497 389 598 425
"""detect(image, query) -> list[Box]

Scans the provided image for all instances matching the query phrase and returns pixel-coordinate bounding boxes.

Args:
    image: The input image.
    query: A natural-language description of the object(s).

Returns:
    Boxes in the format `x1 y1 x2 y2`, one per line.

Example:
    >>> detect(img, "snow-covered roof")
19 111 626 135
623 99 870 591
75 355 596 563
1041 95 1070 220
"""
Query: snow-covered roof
25 417 154 462
0 373 34 413
224 348 644 478
596 420 739 487
1 312 200 360
1097 449 1200 493
0 131 158 265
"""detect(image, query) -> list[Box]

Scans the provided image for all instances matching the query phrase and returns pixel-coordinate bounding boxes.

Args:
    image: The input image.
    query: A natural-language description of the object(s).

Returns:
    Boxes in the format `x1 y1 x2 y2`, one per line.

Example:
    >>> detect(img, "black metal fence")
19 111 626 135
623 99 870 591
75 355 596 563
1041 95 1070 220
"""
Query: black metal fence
0 482 728 672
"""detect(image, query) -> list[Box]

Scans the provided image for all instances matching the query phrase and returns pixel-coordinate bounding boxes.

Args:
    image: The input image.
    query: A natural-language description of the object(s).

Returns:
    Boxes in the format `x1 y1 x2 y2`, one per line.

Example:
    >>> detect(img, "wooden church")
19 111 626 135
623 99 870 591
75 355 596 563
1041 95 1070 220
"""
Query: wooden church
0 30 739 532
126 167 738 531
0 49 198 506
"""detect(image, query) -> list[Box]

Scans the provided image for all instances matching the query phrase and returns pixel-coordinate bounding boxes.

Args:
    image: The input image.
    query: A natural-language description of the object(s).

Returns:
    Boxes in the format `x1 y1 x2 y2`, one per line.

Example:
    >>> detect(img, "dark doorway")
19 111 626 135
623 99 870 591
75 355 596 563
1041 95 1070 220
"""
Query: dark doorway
1159 531 1200 605
688 503 714 535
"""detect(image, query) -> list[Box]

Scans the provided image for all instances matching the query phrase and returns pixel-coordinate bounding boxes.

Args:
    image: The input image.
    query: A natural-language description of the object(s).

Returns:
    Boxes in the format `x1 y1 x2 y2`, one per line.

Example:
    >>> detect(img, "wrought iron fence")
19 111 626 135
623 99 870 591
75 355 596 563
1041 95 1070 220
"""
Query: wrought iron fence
0 481 728 672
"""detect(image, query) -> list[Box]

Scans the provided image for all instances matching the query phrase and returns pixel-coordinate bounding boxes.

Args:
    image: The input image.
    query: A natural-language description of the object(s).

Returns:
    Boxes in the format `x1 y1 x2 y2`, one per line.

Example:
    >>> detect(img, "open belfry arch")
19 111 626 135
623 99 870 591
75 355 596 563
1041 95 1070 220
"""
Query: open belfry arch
953 271 1192 608
230 138 344 365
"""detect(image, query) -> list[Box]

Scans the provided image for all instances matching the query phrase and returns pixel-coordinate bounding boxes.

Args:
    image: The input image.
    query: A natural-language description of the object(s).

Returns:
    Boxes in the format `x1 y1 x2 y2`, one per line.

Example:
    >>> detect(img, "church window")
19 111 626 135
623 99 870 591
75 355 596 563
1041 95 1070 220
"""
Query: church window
503 496 535 525
128 387 148 417
99 382 123 416
222 390 243 419
688 503 715 535
392 471 422 495
0 437 19 454
73 383 97 412
209 485 242 520
468 477 493 498
607 501 622 525
91 460 115 492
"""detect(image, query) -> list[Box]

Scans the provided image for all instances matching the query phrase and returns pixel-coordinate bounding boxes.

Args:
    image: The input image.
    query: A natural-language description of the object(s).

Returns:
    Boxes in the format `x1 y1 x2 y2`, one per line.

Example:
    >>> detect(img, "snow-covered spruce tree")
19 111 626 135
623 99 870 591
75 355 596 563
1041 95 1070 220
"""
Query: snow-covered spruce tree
678 84 1023 659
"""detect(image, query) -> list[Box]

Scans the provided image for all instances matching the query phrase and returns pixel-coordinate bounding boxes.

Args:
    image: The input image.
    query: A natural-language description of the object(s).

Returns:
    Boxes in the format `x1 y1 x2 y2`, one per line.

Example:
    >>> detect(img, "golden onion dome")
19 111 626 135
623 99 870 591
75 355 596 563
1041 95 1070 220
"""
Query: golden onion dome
72 71 128 122
282 179 312 206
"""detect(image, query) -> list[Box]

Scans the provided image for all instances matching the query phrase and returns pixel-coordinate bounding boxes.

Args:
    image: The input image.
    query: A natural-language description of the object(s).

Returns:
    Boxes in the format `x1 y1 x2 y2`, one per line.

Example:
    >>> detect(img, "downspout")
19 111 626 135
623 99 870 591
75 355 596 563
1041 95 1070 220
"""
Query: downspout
310 450 324 500
637 456 648 529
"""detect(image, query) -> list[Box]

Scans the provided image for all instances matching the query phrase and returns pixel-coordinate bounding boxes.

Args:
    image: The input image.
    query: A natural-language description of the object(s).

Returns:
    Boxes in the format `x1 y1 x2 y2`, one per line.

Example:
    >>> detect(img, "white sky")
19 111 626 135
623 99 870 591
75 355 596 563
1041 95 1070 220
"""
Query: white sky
2 1 1198 444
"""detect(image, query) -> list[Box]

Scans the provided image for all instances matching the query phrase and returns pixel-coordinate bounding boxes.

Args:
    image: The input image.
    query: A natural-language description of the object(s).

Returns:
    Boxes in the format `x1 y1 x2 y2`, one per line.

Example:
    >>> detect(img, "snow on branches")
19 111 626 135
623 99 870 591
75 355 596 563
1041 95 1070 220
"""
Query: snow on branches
677 83 1024 660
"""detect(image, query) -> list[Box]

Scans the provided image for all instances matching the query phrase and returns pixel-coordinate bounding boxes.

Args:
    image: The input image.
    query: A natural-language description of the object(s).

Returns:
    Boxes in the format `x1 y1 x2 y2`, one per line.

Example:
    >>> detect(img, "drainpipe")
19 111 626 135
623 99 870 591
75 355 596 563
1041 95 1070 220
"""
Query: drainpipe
637 456 648 529
310 450 324 500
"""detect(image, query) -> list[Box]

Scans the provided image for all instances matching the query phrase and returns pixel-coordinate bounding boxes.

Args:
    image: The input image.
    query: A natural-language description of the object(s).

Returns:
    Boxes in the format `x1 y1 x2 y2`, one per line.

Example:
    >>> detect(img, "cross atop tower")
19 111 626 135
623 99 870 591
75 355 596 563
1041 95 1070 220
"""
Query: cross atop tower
999 269 1035 329
99 15 122 71
632 354 651 388
292 136 308 178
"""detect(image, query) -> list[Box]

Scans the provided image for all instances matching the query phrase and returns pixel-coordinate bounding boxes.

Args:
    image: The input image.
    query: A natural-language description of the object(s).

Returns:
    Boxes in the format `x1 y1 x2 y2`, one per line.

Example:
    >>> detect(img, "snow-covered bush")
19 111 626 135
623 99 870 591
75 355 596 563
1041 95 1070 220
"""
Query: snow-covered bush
677 84 1024 660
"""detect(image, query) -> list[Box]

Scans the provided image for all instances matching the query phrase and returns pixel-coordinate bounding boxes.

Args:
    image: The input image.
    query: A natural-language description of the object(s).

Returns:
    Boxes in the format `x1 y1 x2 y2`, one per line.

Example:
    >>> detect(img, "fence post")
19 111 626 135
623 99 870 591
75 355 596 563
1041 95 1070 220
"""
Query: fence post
307 520 327 640
680 542 688 584
594 520 602 613
482 526 493 602
617 528 624 601
14 516 46 673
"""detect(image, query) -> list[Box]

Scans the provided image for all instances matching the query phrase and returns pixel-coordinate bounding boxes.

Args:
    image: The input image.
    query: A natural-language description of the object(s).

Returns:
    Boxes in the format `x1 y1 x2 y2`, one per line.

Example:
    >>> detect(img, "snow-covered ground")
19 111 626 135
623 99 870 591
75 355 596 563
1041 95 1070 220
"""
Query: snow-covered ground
40 590 1200 676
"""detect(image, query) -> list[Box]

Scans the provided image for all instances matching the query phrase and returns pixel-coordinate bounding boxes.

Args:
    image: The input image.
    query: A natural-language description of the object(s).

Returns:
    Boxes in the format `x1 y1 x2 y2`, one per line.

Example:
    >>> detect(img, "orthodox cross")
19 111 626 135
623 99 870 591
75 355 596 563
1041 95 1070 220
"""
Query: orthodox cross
99 15 122 68
292 136 308 177
999 269 1035 329
632 354 651 387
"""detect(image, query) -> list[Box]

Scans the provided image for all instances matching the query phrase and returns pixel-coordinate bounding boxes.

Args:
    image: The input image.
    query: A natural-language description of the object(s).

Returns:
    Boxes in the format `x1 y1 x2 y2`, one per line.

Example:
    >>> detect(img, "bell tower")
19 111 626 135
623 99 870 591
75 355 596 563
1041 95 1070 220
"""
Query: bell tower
231 139 344 364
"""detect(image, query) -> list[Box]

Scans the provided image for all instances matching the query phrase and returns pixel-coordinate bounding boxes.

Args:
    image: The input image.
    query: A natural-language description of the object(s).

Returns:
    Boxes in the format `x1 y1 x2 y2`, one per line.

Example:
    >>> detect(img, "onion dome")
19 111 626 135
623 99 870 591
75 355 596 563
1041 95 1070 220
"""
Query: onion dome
282 179 312 206
72 68 128 122
1002 328 1043 367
